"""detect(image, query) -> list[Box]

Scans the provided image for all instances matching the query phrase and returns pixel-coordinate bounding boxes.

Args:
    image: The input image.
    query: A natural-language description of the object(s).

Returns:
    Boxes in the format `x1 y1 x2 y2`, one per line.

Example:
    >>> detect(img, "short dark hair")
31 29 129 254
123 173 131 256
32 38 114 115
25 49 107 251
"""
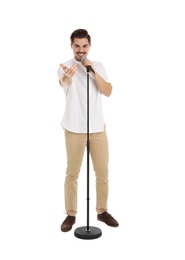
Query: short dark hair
70 29 91 45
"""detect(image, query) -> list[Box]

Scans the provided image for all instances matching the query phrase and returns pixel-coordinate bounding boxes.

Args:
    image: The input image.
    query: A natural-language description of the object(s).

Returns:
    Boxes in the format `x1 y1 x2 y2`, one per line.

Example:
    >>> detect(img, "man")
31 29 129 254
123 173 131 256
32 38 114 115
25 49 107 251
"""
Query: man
58 29 119 232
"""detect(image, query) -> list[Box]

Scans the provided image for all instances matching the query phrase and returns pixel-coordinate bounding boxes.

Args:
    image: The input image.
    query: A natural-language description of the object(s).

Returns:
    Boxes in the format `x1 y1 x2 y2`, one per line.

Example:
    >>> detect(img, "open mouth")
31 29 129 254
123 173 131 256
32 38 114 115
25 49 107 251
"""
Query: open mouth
77 53 85 57
76 53 86 61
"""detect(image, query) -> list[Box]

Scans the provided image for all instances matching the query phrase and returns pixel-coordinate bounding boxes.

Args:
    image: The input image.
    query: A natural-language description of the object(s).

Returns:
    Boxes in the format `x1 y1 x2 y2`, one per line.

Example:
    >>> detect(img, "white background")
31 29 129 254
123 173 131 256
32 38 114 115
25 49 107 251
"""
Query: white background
0 0 185 259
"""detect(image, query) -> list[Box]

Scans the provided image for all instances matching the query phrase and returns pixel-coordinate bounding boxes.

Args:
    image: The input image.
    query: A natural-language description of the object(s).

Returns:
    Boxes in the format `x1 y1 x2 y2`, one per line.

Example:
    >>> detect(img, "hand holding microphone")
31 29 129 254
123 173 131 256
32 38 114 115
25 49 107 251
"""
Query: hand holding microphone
81 57 96 74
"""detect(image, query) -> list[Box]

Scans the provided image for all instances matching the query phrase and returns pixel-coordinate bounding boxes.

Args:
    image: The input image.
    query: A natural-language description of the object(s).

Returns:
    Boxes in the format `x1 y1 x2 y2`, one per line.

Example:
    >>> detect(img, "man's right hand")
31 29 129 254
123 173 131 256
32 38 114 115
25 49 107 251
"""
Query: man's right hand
59 64 77 86
60 64 77 78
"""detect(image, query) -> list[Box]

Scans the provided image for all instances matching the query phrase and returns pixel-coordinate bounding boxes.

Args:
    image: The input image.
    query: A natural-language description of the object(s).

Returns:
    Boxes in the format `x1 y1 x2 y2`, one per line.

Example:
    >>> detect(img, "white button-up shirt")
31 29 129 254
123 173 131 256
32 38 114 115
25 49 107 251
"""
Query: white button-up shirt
57 58 110 133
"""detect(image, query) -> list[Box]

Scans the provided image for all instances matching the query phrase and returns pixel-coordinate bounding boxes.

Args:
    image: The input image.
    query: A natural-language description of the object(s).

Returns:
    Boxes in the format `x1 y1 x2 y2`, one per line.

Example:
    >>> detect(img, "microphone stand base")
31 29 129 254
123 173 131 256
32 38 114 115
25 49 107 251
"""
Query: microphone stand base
74 226 102 240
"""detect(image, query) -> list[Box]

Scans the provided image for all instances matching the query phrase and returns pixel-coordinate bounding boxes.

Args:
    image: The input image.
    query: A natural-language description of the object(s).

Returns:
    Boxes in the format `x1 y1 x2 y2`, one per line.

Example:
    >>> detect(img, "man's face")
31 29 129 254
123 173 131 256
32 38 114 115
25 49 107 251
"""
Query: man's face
71 38 91 61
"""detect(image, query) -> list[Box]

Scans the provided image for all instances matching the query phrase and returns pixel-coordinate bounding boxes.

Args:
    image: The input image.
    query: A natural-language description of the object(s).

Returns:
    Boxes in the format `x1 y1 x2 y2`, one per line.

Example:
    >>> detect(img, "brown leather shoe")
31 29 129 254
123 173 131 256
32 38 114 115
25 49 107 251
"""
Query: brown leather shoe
60 215 76 232
97 211 119 227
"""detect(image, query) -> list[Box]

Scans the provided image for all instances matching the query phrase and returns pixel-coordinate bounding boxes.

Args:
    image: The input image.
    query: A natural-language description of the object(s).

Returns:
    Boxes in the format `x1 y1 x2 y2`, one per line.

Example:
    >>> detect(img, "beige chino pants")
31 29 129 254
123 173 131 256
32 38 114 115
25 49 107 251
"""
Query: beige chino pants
64 127 109 216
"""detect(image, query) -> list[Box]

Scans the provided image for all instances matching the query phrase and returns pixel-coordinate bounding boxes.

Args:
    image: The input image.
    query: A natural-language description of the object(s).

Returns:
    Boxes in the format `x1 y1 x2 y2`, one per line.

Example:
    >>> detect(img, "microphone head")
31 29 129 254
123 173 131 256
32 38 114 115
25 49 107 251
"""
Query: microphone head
81 57 86 63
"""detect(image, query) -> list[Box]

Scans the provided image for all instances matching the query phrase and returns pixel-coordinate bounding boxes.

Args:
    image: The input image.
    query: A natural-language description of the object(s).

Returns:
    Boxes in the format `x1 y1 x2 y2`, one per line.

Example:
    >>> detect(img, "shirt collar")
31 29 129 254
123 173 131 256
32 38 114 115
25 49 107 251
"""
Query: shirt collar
72 58 81 64
72 58 85 69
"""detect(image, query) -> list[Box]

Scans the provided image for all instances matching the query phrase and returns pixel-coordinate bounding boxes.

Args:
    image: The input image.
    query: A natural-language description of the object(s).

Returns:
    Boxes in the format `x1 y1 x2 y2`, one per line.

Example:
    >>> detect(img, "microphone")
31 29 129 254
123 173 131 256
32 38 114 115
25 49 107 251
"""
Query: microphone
81 57 95 74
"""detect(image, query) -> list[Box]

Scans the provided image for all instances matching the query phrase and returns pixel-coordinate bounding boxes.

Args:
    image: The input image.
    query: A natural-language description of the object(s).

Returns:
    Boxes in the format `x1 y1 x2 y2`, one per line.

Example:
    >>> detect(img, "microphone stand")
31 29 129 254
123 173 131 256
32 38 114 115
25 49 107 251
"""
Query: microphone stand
74 66 102 239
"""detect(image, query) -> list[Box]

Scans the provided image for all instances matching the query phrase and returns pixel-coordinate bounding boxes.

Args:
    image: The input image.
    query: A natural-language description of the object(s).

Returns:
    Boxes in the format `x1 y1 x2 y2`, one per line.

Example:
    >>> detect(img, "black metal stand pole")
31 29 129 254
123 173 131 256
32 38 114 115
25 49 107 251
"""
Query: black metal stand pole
74 67 102 239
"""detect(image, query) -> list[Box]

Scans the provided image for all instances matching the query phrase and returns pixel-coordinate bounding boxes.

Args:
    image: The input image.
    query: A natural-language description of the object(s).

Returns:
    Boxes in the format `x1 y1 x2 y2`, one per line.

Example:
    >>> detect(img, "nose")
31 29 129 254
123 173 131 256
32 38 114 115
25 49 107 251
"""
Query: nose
79 46 84 52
